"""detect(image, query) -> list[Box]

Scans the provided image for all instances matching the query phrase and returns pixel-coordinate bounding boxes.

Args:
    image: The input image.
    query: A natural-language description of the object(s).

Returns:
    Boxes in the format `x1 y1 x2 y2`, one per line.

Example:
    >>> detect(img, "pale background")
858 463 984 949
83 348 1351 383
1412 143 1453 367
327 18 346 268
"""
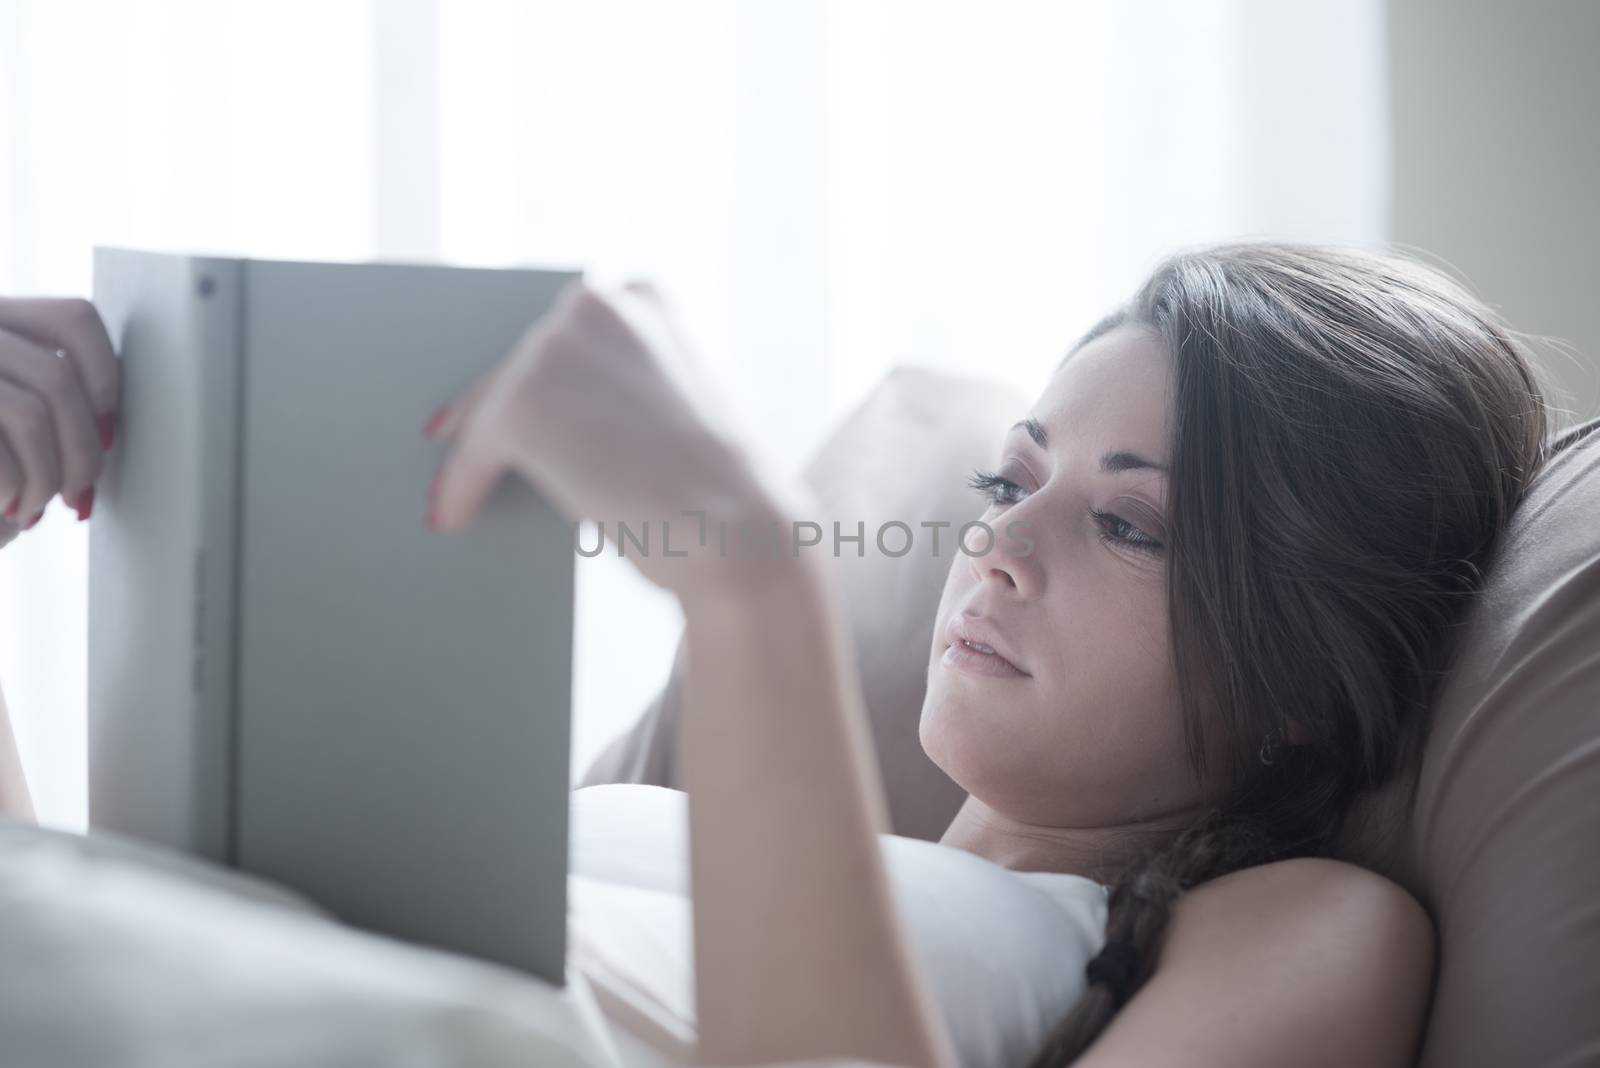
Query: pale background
0 0 1589 830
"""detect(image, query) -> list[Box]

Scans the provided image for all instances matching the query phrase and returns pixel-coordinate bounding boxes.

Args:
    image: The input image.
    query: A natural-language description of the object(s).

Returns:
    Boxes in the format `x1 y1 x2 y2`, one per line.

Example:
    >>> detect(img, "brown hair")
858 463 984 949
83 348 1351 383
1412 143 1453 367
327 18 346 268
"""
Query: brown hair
1026 243 1549 1065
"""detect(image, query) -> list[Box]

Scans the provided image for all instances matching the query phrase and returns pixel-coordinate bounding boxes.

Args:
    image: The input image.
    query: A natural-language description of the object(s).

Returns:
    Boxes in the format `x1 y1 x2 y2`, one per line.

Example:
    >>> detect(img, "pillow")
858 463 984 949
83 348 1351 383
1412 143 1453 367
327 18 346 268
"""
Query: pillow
0 817 618 1068
1339 416 1600 1068
0 814 957 1068
580 368 1029 841
0 793 1105 1068
568 784 1107 1068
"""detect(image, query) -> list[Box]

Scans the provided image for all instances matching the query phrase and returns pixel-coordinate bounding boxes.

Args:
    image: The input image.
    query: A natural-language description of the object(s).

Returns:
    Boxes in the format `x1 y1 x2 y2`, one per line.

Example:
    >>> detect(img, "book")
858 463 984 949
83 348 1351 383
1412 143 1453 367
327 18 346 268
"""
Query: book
89 249 577 983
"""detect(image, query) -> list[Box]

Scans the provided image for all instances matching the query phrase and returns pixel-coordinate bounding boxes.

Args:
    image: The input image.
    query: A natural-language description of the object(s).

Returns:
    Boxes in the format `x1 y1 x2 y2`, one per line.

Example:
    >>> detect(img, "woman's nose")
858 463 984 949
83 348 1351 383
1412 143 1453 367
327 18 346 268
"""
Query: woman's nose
965 516 1043 599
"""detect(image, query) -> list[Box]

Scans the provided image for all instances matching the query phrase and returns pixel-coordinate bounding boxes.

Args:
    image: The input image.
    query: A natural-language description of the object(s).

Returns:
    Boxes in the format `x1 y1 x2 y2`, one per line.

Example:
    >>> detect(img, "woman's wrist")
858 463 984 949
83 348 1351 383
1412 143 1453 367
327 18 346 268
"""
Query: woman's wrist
664 451 830 607
673 484 830 613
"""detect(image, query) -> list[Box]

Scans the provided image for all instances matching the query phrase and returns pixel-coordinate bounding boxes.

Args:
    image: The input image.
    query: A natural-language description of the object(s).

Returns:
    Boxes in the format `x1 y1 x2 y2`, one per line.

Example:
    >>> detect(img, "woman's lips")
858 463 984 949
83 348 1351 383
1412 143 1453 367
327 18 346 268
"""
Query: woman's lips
941 638 1030 679
943 613 1030 677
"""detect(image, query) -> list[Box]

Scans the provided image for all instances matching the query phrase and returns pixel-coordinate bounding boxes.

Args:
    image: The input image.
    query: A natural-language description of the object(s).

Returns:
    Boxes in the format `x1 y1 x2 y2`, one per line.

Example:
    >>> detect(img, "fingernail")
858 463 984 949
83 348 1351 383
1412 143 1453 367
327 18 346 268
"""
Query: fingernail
3 496 17 521
423 403 449 438
24 510 44 531
425 504 441 531
98 412 118 452
73 487 95 522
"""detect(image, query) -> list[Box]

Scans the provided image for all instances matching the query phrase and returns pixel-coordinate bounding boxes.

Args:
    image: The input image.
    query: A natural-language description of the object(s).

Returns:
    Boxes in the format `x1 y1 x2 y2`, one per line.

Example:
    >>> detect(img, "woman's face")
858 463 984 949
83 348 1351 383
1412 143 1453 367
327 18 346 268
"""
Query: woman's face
920 324 1221 828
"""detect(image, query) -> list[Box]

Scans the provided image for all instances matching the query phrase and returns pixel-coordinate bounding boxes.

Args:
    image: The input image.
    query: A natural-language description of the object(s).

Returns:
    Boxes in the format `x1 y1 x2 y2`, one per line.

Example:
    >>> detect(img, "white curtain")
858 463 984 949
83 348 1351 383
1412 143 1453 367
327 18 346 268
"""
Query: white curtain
0 0 1388 829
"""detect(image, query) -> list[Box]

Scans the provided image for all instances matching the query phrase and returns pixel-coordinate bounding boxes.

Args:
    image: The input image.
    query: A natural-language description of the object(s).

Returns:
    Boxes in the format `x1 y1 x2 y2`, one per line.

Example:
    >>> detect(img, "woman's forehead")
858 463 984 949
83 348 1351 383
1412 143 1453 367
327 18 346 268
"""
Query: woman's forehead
1031 325 1174 454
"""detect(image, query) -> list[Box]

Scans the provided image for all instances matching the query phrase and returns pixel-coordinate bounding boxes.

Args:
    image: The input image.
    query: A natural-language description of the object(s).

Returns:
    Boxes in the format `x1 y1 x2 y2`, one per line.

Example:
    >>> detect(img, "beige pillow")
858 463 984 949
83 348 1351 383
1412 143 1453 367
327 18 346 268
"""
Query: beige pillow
1339 416 1600 1068
579 367 1027 841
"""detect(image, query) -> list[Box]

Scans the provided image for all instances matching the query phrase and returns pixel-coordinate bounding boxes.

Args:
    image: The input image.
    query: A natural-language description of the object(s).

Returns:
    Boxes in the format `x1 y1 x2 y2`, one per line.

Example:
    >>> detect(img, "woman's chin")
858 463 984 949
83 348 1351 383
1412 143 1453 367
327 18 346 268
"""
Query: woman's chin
916 698 959 779
919 699 1009 797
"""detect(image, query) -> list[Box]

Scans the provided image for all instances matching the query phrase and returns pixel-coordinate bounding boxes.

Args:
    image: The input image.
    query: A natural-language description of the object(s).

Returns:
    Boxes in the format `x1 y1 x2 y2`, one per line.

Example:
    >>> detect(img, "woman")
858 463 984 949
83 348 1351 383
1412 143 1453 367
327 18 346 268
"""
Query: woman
428 241 1543 1067
0 243 1546 1067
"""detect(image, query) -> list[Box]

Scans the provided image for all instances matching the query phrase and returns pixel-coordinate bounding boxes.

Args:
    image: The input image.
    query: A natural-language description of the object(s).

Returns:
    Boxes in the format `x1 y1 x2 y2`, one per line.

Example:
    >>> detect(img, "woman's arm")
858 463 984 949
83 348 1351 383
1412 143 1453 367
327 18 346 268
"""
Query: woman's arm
0 680 36 823
1076 857 1435 1068
677 536 956 1068
424 279 956 1068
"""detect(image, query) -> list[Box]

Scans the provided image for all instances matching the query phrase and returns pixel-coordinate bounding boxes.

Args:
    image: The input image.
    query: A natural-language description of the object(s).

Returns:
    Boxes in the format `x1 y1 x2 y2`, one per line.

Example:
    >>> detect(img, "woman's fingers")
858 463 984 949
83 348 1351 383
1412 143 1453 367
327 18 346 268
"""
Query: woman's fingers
422 355 516 532
427 412 510 534
0 296 120 447
0 376 63 523
421 289 583 528
422 369 497 443
0 327 103 516
422 285 571 442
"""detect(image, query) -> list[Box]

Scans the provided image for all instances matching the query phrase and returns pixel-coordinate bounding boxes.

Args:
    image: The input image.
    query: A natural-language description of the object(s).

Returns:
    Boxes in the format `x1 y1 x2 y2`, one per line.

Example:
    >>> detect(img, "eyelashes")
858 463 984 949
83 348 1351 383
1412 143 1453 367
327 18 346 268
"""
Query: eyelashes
1087 507 1164 554
967 469 1025 506
967 468 1165 555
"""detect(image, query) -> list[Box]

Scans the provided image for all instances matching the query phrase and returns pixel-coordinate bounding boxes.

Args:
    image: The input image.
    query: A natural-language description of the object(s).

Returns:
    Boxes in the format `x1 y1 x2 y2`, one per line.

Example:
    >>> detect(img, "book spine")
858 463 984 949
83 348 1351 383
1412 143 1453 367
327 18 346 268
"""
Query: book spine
87 250 242 861
192 258 244 863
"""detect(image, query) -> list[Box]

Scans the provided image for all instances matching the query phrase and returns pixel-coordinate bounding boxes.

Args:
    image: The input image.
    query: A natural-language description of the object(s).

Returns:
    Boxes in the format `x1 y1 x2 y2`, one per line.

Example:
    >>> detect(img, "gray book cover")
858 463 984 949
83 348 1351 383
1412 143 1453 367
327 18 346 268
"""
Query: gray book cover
89 249 577 983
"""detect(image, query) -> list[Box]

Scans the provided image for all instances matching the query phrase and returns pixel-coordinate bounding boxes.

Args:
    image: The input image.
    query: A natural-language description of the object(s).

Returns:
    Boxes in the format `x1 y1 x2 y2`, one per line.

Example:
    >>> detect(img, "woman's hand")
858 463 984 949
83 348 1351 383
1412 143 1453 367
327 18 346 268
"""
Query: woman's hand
424 276 800 596
0 297 120 549
0 295 117 821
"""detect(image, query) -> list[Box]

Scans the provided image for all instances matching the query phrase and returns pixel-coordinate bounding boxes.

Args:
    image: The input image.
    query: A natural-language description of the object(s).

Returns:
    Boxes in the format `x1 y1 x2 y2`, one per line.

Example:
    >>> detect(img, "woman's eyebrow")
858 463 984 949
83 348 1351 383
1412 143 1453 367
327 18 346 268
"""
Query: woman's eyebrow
1012 417 1048 447
1010 419 1168 475
1100 451 1169 475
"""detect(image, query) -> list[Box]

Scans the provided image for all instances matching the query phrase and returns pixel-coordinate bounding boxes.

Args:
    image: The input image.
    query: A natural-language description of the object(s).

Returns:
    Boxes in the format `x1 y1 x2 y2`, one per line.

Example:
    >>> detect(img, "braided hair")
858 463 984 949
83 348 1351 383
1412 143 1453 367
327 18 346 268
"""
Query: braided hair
1024 243 1548 1066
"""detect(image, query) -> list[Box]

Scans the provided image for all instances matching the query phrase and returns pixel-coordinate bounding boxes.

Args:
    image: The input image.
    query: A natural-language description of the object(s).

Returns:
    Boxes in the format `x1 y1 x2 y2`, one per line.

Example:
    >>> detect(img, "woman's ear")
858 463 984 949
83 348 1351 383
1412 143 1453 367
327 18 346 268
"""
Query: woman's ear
1283 720 1314 747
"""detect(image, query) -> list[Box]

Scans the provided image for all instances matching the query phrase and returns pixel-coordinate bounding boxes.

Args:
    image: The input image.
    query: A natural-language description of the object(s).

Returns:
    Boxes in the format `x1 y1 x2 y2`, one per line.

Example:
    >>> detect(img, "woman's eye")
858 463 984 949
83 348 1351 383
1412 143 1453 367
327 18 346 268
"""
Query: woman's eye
969 471 1165 555
968 469 1025 506
1090 508 1164 554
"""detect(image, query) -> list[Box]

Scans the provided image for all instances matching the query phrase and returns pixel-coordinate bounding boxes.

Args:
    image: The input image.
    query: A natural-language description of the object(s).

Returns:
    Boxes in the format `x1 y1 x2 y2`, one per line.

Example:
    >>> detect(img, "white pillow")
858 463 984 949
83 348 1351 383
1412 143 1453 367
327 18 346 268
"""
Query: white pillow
0 787 1103 1068
569 785 1107 1068
0 817 619 1068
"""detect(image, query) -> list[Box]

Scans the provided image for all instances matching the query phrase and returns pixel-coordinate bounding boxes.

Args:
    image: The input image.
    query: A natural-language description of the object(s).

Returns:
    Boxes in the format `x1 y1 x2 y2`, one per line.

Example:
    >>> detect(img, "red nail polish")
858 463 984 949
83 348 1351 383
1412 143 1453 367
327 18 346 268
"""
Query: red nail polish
423 404 449 438
74 487 95 522
98 412 118 451
3 495 17 521
24 510 44 530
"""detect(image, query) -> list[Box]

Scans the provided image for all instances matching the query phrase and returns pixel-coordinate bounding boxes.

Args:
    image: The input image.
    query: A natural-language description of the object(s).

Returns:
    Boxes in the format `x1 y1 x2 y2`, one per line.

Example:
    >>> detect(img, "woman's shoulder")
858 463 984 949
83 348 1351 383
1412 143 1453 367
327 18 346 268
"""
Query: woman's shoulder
1164 857 1434 997
1172 856 1431 945
1091 858 1436 1067
1073 860 1434 1067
